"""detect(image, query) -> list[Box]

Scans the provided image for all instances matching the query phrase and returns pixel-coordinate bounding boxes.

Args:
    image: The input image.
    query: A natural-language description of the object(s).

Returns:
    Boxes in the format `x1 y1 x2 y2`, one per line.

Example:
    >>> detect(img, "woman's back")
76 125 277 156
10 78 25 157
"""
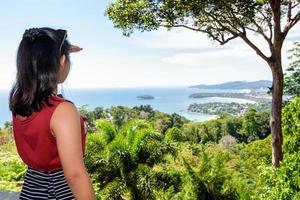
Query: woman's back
13 95 87 173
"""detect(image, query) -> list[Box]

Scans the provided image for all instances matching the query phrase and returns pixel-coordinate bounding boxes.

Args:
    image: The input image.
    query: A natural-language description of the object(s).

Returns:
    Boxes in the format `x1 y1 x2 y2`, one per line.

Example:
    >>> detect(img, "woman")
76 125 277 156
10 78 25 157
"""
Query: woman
9 27 96 200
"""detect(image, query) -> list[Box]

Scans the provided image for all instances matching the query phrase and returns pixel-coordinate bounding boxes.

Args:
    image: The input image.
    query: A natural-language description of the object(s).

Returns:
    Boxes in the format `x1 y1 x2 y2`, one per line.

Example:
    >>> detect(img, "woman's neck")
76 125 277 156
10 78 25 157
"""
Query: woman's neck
53 86 58 95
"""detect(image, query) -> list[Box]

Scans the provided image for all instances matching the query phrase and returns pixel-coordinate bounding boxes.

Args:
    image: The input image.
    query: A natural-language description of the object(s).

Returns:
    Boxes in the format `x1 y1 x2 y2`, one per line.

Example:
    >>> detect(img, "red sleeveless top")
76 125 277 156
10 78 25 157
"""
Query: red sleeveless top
12 95 87 173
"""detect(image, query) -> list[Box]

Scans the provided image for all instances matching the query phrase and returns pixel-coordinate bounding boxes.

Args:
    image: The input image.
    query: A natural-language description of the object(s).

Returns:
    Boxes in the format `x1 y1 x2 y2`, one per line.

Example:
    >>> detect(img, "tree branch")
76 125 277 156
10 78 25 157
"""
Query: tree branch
240 34 270 63
287 0 292 21
168 24 238 45
292 2 300 9
256 7 273 41
283 11 300 36
206 13 244 36
159 23 199 32
250 20 273 49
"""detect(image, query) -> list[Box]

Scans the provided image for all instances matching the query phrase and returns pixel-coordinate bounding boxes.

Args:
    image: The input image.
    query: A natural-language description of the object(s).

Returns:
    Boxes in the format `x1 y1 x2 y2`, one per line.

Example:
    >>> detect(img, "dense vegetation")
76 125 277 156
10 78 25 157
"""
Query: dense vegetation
1 97 299 199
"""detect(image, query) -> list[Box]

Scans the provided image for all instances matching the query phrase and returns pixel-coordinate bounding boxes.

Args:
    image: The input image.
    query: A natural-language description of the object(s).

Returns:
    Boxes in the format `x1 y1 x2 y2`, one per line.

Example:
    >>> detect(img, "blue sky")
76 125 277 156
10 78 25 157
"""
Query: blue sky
0 0 299 90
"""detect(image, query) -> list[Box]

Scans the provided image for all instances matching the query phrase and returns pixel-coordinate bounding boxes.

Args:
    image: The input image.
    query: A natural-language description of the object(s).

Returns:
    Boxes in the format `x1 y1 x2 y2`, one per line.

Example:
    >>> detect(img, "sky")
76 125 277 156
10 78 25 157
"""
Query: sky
0 0 299 90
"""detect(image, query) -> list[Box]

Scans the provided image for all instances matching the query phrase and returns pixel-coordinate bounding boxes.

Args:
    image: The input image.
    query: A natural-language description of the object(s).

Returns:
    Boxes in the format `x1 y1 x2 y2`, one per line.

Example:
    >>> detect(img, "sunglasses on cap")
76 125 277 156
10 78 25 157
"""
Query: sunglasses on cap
57 29 82 53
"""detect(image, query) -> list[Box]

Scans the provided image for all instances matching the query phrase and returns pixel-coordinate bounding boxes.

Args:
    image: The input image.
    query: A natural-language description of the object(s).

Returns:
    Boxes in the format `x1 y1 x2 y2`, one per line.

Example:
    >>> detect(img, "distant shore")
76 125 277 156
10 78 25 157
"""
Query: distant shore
189 92 272 103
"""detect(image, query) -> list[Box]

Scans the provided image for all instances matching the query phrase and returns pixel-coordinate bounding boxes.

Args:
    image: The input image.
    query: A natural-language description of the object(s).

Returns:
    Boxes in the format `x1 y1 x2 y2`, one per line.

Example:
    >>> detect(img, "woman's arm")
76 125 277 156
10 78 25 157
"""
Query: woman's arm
50 102 96 200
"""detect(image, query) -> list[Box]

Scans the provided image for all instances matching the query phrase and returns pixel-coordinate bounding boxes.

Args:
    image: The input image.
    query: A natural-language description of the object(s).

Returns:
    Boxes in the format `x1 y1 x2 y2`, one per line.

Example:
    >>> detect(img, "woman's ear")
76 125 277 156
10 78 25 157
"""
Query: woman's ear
58 54 67 83
59 54 66 70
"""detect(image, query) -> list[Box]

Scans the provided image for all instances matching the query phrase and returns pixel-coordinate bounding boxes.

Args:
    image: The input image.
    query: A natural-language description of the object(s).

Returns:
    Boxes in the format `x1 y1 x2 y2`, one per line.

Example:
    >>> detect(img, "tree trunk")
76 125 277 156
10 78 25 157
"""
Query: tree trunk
269 58 284 167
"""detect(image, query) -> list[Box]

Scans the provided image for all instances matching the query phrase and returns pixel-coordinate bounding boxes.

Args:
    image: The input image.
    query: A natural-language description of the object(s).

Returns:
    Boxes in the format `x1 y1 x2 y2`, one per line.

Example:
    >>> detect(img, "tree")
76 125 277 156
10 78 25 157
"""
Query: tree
284 41 300 97
219 114 244 142
85 119 177 199
109 106 138 129
133 104 155 119
105 0 300 166
95 119 117 144
164 127 188 142
198 120 223 143
240 108 270 142
170 113 188 128
78 105 108 132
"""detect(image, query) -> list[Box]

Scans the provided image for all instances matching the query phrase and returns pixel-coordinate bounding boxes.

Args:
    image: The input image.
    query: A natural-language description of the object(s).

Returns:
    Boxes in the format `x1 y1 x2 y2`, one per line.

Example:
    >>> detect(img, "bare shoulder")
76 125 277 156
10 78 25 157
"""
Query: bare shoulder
50 101 80 135
55 101 78 114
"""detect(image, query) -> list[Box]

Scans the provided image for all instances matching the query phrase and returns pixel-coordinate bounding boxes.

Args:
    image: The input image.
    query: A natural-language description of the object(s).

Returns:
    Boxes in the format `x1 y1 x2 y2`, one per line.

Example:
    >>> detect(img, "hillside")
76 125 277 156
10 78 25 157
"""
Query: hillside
190 80 272 90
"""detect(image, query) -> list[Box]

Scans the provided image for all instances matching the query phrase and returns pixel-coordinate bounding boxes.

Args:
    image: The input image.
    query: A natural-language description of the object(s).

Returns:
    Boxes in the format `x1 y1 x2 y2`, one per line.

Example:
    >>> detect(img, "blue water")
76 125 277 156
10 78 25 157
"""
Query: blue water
0 87 254 127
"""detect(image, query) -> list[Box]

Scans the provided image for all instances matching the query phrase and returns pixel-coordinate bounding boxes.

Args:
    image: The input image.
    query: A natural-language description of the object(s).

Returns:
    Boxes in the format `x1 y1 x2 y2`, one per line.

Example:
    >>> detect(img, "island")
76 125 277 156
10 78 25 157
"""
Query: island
136 95 155 100
187 102 271 116
188 91 272 103
187 80 273 115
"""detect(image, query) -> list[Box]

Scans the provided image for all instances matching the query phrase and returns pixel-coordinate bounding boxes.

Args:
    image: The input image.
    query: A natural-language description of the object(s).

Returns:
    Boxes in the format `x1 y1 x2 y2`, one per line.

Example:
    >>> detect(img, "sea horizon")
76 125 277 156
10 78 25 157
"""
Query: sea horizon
0 86 255 127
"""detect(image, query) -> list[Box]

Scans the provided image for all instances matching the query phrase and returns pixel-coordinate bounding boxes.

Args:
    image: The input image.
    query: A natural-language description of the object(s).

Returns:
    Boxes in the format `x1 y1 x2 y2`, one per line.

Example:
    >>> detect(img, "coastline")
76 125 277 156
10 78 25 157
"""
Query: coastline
0 87 272 127
189 92 272 104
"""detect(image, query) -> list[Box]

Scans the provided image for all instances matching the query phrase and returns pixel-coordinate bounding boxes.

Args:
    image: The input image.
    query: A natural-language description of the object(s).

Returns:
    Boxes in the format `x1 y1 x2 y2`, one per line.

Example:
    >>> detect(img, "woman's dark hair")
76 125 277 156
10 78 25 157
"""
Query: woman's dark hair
9 27 71 117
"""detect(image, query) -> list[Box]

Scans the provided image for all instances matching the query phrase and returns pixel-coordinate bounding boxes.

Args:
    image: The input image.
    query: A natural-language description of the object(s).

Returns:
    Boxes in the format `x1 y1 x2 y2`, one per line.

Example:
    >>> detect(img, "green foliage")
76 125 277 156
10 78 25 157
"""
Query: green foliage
79 105 107 132
100 179 126 200
258 154 300 200
84 133 106 172
105 0 160 36
199 119 223 144
86 119 177 199
0 147 27 182
238 136 272 166
3 121 12 133
0 129 27 191
257 97 300 199
197 109 270 145
84 114 273 199
182 144 239 200
0 126 13 145
282 97 300 154
105 0 260 40
235 136 272 198
284 42 300 97
164 127 187 142
219 114 243 142
152 166 183 196
95 119 117 144
2 100 298 198
109 106 138 129
240 108 270 143
170 113 188 128
181 122 201 143
152 111 173 133
133 104 155 119
198 113 259 144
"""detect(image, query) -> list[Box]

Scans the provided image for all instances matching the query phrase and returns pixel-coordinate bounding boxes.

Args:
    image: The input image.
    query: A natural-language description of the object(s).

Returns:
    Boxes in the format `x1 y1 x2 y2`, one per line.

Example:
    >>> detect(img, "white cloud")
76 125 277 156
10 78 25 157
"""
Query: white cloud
157 32 298 85
135 28 224 50
162 44 258 68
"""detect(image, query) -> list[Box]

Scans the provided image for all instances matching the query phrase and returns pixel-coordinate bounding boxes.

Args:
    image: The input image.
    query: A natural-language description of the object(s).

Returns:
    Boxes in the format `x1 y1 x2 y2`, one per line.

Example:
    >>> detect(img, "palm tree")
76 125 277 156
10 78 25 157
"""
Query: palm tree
85 119 177 200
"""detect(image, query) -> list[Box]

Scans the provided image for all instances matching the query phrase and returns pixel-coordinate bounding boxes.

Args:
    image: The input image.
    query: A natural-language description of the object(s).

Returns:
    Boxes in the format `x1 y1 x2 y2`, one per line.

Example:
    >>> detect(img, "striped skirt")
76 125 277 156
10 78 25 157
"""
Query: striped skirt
19 167 75 200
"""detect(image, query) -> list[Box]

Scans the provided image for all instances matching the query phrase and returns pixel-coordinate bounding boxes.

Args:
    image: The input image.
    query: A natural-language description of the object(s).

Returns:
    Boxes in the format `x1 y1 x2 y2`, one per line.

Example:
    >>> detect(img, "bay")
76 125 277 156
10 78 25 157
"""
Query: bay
0 87 255 127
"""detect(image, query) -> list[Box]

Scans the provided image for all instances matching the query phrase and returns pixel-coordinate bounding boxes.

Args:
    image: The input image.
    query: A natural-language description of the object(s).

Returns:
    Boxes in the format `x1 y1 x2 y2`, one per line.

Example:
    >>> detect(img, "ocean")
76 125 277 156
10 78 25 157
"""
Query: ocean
0 87 255 127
